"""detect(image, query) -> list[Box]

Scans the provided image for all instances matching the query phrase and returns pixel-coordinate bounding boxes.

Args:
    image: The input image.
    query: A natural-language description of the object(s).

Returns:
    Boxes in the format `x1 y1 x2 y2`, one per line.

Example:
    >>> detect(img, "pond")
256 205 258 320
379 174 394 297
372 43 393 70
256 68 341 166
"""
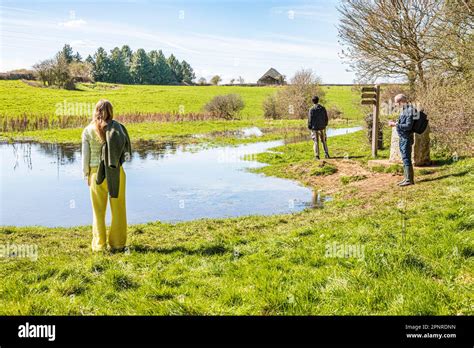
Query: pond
0 126 361 227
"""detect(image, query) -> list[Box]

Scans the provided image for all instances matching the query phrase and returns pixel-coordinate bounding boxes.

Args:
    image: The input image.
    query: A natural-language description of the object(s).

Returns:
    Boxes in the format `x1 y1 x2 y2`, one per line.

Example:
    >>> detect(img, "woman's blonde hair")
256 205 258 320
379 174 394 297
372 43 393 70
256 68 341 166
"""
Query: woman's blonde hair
93 99 113 143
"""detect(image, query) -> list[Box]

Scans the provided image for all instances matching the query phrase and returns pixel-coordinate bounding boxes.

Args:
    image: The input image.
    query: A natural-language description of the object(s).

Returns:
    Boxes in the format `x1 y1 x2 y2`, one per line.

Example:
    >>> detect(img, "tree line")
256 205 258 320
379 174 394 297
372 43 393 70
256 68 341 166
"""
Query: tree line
34 44 196 88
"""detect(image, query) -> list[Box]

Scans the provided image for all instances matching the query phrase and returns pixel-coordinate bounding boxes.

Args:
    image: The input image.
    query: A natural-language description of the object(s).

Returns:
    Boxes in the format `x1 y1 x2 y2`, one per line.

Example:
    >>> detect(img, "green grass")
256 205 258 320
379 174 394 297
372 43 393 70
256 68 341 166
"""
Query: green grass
0 81 363 120
310 162 338 176
1 131 472 315
0 81 275 118
340 175 367 185
324 85 366 121
0 81 365 144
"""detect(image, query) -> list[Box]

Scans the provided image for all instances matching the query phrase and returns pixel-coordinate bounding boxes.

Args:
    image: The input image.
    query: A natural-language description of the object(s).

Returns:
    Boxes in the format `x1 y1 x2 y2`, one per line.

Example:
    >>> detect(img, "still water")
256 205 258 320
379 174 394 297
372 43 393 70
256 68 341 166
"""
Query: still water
0 127 361 227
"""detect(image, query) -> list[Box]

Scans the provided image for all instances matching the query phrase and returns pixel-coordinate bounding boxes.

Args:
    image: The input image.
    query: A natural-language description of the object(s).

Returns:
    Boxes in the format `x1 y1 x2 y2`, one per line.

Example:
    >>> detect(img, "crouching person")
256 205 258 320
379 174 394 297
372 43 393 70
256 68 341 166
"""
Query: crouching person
389 94 415 186
82 99 132 252
308 96 330 160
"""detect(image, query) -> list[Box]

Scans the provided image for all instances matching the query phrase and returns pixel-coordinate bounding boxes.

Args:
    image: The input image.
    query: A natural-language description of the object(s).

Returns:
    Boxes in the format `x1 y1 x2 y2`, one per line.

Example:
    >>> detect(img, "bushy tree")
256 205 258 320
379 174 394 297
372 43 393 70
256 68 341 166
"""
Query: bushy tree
92 47 111 82
181 60 195 84
210 75 222 85
109 47 129 83
130 49 152 84
69 61 92 82
59 44 74 64
167 54 182 83
149 50 174 84
72 52 82 63
156 50 174 84
34 54 74 89
53 54 74 89
120 45 133 83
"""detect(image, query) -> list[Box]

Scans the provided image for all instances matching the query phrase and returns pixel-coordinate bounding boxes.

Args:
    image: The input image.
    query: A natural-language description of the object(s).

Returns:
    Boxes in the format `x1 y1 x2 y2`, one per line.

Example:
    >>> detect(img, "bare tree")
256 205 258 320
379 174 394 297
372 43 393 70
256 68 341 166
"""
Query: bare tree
34 54 75 89
337 0 443 91
263 69 325 119
428 1 474 80
33 59 56 86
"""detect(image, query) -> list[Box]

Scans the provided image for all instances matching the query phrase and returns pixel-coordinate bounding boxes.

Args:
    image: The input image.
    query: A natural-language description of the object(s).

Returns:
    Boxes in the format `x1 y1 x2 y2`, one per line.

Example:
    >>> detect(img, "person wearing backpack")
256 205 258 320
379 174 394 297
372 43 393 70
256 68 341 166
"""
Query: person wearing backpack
308 96 330 160
388 94 416 186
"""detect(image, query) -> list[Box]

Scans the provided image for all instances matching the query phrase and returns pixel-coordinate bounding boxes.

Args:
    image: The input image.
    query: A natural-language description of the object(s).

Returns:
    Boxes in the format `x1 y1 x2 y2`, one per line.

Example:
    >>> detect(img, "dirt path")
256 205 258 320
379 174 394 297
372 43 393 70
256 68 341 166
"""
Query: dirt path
289 159 403 198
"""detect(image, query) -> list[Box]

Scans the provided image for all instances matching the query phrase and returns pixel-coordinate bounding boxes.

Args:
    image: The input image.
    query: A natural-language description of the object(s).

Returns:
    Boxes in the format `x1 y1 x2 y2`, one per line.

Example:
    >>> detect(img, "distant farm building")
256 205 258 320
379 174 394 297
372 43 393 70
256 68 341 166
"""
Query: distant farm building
257 68 285 85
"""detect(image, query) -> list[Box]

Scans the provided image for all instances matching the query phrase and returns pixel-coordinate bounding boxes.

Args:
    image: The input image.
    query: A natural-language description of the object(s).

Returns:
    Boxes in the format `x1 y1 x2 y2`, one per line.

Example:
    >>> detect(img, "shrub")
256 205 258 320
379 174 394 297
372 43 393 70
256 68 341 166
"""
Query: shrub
262 69 325 120
204 94 244 120
0 69 36 80
263 94 282 119
417 77 473 156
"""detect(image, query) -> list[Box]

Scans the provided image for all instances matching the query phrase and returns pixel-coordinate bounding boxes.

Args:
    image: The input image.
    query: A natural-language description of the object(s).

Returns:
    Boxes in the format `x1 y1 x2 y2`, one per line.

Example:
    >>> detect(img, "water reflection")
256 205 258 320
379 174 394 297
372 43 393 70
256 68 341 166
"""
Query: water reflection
312 190 333 209
0 126 361 227
0 139 312 226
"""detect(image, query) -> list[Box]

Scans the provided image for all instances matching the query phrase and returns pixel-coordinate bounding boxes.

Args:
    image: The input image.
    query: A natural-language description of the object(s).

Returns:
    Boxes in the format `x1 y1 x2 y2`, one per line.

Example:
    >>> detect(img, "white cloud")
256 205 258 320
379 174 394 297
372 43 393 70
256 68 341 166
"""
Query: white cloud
0 4 354 83
270 4 339 24
58 19 87 28
69 39 97 49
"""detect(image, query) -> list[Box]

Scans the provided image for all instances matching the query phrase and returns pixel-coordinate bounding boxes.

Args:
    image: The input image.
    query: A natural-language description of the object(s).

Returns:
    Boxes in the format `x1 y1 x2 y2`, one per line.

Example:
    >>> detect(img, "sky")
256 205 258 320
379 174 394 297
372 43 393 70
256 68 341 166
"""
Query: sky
0 0 356 83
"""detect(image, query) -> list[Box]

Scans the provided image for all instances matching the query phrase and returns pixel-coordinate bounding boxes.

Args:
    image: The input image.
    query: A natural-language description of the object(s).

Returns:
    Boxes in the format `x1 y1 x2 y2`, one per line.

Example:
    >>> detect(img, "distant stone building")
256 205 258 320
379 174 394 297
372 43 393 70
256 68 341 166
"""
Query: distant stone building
257 68 285 85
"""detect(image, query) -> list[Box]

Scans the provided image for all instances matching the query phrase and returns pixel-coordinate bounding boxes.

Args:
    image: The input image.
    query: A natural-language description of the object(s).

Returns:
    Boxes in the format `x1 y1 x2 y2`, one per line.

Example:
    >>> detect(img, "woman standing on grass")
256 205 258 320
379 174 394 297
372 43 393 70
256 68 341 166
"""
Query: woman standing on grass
82 99 131 252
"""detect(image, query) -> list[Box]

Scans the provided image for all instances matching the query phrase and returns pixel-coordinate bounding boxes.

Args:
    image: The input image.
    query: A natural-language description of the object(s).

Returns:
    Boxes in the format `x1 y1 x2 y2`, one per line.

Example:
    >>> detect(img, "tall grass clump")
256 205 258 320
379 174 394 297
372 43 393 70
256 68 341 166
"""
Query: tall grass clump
203 94 245 120
0 112 224 132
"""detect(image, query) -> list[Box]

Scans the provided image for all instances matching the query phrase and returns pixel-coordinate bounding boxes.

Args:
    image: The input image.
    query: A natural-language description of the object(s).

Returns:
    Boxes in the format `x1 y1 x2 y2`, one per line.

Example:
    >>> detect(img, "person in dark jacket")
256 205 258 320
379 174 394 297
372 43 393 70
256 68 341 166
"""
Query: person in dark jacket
308 96 330 159
389 94 415 186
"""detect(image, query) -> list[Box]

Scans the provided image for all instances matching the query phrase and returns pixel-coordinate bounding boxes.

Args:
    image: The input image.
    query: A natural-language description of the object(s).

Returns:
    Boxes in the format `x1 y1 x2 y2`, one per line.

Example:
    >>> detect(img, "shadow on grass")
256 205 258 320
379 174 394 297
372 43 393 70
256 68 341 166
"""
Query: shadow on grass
417 169 470 183
329 155 366 159
131 243 229 256
430 157 468 166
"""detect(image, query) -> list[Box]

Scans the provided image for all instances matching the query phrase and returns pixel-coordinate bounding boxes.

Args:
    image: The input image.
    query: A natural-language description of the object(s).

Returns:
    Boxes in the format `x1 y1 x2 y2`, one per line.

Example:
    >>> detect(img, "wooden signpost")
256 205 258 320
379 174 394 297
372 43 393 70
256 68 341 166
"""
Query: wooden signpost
361 85 380 157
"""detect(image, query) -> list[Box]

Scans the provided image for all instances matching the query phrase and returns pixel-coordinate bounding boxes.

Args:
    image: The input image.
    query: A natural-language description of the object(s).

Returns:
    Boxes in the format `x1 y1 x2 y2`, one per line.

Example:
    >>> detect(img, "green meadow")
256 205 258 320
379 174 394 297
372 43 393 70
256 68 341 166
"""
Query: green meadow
0 80 364 119
1 80 471 315
0 80 364 143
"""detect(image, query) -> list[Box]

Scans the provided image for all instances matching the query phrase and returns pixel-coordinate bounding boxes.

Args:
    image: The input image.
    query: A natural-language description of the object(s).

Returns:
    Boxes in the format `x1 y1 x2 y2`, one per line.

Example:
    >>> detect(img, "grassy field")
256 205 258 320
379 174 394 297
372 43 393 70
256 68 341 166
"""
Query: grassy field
1 130 472 315
0 80 363 120
0 80 364 144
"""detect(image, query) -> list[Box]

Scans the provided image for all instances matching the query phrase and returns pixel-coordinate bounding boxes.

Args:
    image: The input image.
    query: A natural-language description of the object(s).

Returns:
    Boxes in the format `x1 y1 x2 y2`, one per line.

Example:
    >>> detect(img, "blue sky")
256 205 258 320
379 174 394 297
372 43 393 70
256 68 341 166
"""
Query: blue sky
0 0 356 83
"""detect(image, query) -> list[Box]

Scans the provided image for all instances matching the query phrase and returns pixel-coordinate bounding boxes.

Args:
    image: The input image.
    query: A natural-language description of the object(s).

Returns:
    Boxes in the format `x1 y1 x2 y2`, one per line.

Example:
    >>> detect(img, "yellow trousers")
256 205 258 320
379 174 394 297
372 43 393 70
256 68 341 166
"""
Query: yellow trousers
89 166 127 251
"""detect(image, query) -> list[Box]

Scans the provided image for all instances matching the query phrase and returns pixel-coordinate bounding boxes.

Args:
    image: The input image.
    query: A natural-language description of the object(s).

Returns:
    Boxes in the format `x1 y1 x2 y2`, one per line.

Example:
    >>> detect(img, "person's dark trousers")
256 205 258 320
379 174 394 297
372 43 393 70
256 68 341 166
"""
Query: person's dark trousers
399 133 414 185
